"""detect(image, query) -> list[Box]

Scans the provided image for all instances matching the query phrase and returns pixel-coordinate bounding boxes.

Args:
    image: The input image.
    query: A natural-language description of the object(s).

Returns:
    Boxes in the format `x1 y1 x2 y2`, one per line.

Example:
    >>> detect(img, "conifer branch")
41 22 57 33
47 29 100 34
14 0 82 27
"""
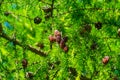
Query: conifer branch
0 32 47 57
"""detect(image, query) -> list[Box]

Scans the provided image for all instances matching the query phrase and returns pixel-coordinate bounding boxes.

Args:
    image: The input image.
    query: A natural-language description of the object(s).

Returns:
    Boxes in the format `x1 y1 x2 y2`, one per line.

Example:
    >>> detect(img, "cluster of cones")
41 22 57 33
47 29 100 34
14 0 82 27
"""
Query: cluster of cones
49 30 68 52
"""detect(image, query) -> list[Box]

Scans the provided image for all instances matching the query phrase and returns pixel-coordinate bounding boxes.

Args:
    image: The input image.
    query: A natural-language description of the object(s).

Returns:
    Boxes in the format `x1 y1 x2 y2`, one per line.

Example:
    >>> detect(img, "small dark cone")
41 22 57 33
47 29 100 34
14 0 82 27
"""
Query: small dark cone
34 16 42 24
60 39 65 49
54 30 61 37
90 42 97 50
63 46 68 52
49 35 56 42
4 11 10 16
102 56 109 65
56 35 61 43
95 22 102 30
22 59 28 68
68 67 77 77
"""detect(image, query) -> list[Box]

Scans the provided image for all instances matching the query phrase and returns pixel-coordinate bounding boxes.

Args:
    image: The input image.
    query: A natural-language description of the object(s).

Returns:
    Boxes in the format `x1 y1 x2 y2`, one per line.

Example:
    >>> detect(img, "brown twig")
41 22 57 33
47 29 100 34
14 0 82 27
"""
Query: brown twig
0 33 47 57
49 0 55 49
51 0 55 17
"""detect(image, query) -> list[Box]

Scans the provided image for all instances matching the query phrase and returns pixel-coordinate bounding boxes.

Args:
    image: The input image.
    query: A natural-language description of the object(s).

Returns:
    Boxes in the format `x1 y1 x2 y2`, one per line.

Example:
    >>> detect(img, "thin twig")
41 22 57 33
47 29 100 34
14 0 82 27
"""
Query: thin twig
0 33 47 57
49 0 55 50
51 0 55 17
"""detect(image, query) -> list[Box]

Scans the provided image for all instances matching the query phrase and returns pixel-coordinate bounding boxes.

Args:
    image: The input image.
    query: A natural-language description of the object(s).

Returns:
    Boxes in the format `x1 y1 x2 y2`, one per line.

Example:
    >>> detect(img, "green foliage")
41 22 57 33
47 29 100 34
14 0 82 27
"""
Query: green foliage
0 0 120 80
